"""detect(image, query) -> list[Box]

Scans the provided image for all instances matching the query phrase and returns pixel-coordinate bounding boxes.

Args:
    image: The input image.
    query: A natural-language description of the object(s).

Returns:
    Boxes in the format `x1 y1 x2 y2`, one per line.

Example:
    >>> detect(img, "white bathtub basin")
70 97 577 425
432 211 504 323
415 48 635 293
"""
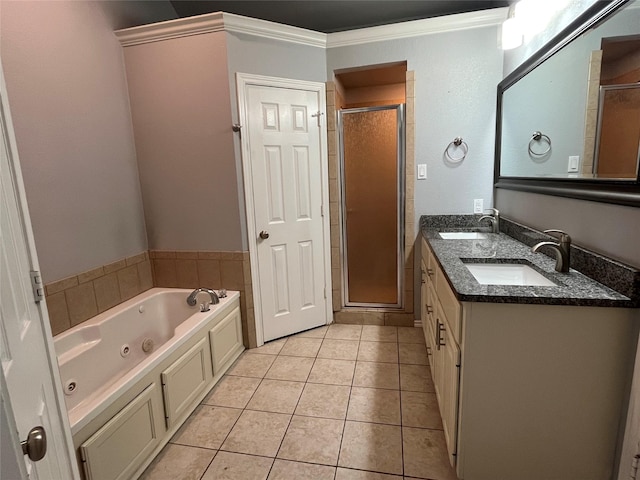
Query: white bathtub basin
440 232 488 240
465 263 557 286
54 288 240 433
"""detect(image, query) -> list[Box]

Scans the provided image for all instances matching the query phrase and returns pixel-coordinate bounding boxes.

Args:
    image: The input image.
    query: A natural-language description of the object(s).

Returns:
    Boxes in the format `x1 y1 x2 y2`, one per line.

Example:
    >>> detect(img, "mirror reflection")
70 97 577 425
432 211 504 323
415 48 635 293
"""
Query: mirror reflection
499 1 640 180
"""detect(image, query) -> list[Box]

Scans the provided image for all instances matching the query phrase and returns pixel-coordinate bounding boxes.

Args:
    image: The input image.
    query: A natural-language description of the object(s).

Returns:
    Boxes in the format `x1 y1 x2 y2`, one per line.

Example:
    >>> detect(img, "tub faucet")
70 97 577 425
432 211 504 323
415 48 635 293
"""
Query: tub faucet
187 288 220 312
478 208 500 233
532 229 571 273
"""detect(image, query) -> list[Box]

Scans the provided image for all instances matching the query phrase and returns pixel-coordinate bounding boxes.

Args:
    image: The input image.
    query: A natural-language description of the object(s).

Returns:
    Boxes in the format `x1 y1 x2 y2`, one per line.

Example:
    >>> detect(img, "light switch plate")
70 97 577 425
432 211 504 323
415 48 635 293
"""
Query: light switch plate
417 164 427 179
474 199 483 214
568 155 580 172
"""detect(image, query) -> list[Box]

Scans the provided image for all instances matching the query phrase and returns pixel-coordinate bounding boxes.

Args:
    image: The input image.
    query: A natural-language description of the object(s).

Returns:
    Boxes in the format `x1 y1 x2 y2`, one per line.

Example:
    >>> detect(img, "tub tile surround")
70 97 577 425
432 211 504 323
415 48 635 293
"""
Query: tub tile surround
327 73 416 327
44 249 258 348
44 251 153 335
420 215 639 306
141 323 457 480
150 250 256 348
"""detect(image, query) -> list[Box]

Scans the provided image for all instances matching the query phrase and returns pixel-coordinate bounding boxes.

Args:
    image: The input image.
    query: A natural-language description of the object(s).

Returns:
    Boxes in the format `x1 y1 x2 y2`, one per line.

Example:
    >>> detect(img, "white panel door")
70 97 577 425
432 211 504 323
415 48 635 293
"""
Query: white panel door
245 84 327 342
0 67 79 479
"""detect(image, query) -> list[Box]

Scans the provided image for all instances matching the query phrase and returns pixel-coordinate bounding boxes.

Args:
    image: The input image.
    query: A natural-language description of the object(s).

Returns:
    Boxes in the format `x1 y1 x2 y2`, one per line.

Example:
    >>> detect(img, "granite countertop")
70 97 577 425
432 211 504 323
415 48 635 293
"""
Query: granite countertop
421 221 636 308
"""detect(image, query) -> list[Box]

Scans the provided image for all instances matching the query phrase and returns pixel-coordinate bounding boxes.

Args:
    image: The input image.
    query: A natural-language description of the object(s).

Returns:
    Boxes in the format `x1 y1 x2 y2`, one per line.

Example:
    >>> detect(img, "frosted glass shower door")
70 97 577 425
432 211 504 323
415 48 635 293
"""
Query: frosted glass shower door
339 105 404 307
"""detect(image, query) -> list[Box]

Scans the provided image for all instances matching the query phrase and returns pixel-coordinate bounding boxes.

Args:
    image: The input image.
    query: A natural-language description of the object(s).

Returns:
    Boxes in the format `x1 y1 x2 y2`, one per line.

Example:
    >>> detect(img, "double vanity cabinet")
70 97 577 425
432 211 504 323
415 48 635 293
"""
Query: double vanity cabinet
420 218 639 480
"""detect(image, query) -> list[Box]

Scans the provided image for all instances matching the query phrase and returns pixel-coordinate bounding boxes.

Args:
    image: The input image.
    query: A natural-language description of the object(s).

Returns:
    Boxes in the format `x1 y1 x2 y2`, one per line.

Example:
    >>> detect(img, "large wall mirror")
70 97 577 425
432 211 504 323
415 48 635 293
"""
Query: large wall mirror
495 0 640 206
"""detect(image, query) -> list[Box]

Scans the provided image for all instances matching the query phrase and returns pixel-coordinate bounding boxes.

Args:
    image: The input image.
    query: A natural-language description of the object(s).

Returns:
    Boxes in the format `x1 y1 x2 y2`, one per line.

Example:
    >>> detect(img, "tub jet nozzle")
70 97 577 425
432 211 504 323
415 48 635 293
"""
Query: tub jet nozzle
142 338 154 353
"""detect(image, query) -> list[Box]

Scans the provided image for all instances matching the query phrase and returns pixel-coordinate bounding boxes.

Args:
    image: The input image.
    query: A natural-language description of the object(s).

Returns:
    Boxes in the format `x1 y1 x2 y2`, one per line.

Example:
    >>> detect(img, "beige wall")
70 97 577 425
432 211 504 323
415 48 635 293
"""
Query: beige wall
1 0 148 283
122 32 243 252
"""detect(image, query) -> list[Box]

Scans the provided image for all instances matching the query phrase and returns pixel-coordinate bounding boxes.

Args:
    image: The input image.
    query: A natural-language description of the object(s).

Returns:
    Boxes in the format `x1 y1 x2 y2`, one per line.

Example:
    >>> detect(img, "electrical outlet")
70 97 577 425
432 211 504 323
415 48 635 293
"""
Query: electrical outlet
417 164 427 179
474 199 483 214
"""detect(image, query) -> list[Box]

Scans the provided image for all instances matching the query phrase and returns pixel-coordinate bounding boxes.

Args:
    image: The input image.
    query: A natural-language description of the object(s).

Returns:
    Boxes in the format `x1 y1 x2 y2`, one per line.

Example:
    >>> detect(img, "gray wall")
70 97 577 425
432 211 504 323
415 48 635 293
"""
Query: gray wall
1 1 147 283
225 33 328 250
327 26 504 223
122 32 243 252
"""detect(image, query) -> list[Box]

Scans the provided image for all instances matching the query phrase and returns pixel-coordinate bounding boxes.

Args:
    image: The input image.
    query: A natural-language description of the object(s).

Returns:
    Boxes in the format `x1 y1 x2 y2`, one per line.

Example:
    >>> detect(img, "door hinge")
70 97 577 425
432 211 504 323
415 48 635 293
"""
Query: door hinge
321 205 324 217
324 287 327 299
30 270 44 303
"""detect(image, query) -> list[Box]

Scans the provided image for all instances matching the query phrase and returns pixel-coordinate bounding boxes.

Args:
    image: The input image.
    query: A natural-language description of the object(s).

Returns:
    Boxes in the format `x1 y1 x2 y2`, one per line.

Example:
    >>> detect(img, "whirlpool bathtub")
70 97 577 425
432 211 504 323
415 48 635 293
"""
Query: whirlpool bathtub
54 287 243 434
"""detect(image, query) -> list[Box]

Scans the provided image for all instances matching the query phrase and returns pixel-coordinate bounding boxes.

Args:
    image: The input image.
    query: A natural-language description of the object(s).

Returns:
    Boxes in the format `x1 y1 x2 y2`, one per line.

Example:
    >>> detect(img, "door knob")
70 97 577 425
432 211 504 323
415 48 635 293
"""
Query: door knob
21 426 47 462
259 230 269 239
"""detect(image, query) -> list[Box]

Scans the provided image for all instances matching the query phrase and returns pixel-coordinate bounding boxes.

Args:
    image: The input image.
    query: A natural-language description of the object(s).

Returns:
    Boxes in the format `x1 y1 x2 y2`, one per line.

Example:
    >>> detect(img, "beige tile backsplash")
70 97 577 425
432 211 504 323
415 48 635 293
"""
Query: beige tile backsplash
45 249 256 347
45 251 153 336
150 250 254 348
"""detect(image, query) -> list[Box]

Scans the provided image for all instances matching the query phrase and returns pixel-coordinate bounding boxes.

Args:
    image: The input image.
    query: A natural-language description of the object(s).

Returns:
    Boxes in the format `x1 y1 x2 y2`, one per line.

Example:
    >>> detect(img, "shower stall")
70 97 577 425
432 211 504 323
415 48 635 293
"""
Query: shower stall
338 104 405 308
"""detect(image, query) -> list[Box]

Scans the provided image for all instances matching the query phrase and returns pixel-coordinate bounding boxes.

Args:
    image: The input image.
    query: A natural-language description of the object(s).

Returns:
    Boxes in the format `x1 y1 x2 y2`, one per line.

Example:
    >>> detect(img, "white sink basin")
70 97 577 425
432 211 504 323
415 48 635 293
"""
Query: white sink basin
439 232 488 240
465 263 557 286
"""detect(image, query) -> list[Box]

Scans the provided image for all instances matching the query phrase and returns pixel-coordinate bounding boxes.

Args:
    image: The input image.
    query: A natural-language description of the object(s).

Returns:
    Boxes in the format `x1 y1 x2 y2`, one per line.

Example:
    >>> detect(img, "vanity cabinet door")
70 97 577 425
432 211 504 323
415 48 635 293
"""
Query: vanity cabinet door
420 259 429 344
434 300 460 467
441 321 460 466
425 283 437 378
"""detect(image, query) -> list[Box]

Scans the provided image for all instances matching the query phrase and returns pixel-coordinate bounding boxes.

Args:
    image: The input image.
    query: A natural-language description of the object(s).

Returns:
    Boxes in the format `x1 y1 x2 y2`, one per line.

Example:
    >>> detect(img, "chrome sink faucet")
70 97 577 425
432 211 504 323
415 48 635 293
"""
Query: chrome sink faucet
532 230 571 273
479 208 500 233
186 288 220 312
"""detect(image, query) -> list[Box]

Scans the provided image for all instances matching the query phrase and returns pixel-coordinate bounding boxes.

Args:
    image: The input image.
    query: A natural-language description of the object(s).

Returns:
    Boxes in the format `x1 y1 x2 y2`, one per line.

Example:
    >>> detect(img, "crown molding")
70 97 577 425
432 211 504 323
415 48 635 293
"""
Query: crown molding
326 8 508 48
115 12 225 47
222 13 327 48
115 11 326 48
115 8 507 49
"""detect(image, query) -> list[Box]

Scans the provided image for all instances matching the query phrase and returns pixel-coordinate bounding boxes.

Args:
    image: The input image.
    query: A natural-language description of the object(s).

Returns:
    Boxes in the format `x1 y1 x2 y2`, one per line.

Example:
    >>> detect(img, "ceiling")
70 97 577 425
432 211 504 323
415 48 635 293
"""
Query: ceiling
168 1 510 33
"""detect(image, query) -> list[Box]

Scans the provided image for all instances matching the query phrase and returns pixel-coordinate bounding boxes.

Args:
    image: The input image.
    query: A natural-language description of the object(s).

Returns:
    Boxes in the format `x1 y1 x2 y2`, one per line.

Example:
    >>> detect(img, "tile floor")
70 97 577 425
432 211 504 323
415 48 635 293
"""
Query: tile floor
140 324 458 480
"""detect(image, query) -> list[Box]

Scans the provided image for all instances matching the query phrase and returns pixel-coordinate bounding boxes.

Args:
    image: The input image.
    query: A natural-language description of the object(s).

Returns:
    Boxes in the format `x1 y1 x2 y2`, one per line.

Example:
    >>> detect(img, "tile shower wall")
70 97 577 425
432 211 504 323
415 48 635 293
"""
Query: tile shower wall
150 251 256 348
44 252 153 336
326 73 415 327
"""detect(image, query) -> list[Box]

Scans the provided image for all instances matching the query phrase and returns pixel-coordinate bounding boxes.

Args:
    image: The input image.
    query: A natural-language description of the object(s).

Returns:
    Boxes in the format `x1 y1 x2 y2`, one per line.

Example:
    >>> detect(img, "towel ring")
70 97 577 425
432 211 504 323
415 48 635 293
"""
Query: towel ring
444 137 468 163
528 131 551 157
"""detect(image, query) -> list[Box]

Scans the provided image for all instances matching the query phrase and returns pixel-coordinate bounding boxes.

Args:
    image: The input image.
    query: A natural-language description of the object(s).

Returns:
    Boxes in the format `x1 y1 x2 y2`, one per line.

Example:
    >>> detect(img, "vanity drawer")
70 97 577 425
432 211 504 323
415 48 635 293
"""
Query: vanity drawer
422 238 437 286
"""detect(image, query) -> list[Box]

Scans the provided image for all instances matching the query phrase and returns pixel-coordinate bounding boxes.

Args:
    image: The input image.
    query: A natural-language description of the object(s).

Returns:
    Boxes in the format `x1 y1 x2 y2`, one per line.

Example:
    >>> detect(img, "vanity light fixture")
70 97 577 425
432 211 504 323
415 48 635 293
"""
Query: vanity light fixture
501 0 570 50
501 4 522 50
